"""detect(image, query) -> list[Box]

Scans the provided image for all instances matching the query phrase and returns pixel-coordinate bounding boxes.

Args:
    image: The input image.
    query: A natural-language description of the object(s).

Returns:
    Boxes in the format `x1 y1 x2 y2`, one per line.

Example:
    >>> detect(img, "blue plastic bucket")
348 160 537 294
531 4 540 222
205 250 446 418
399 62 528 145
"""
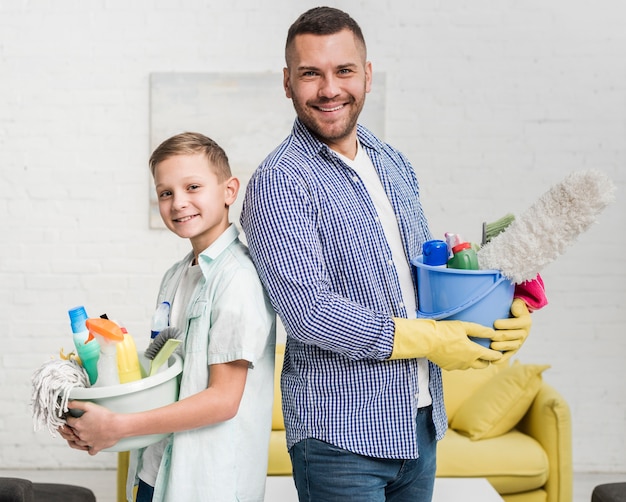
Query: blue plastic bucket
411 256 514 347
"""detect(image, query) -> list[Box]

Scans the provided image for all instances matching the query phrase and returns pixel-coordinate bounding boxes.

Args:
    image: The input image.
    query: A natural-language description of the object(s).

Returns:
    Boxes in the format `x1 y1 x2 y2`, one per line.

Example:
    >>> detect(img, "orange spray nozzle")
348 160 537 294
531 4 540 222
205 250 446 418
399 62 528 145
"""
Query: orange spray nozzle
85 318 125 344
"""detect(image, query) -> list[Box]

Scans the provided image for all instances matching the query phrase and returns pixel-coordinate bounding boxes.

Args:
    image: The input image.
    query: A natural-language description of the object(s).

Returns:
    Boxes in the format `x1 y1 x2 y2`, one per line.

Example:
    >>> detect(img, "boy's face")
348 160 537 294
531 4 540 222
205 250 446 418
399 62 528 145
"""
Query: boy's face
154 153 239 256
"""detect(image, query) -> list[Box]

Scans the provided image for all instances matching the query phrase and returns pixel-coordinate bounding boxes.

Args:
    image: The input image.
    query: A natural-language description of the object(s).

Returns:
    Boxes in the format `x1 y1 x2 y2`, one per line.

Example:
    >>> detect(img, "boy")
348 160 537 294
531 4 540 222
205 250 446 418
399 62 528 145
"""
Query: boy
62 132 276 502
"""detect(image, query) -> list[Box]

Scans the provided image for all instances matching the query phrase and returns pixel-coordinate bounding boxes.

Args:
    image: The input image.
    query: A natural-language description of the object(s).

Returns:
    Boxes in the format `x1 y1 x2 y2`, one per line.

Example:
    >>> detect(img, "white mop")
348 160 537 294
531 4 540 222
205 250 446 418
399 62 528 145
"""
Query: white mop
477 169 616 284
31 358 90 437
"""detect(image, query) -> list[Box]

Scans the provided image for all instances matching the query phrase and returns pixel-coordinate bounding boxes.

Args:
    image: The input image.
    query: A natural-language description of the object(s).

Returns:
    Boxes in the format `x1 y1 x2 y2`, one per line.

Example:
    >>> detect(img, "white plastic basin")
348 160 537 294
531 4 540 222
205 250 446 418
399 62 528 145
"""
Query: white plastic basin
68 353 183 452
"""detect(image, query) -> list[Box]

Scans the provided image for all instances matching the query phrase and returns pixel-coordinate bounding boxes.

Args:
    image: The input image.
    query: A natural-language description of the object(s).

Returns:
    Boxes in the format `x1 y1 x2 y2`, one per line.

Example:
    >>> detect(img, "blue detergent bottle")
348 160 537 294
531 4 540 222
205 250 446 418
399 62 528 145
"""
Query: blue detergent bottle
68 306 100 385
422 239 449 267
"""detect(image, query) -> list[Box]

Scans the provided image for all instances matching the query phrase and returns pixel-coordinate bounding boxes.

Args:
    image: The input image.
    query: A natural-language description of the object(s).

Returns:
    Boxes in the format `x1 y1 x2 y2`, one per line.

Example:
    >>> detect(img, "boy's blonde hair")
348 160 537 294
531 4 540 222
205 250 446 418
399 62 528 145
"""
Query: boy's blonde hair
149 132 232 181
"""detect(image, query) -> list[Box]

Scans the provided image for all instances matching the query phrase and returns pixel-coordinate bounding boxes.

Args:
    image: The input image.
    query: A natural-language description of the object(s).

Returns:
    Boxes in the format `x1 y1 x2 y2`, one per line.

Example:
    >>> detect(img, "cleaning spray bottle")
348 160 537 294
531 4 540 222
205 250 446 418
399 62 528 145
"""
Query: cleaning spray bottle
68 306 100 385
85 318 125 387
150 302 170 339
116 325 143 383
445 233 479 270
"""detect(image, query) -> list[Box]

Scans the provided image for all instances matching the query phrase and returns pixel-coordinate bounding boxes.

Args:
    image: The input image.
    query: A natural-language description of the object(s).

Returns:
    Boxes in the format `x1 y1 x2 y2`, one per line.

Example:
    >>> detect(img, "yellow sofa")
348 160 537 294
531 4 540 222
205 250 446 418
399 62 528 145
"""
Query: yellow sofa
268 345 573 502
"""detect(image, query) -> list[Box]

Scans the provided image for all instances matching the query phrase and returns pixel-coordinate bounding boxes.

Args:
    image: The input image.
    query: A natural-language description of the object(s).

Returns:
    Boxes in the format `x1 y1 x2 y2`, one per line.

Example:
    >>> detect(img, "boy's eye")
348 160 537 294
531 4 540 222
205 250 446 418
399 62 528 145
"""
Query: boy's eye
188 184 200 191
158 190 172 199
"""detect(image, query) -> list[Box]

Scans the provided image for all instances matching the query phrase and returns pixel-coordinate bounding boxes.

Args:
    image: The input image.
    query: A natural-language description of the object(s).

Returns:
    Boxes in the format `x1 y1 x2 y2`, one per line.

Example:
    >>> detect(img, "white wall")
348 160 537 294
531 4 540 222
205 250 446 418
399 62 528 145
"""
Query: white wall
0 0 623 473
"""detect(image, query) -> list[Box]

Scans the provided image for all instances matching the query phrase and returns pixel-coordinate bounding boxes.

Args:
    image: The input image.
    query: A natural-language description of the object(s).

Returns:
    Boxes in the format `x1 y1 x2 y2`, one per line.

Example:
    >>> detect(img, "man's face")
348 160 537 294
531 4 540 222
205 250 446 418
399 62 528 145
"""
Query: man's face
283 29 372 157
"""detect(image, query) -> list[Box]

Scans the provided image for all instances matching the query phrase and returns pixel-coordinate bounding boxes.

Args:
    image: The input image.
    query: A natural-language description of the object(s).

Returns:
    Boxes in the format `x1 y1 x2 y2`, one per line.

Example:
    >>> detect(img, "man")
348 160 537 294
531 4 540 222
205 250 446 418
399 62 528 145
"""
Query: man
241 7 531 501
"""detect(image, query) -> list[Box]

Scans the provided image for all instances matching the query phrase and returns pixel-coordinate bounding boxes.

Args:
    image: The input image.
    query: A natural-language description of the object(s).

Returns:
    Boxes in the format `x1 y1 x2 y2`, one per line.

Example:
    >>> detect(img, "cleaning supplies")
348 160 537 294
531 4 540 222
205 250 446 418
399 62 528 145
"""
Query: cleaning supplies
151 301 170 339
116 326 143 383
477 169 616 283
31 358 90 437
422 239 449 267
85 318 125 387
68 306 100 385
481 213 515 246
445 233 479 270
145 327 183 375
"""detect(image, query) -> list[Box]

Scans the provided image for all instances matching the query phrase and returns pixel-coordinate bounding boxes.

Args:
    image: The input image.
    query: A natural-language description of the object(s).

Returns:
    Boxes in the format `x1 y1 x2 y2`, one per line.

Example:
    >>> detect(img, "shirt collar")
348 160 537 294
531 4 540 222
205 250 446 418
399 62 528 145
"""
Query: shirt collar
197 224 239 270
292 118 383 158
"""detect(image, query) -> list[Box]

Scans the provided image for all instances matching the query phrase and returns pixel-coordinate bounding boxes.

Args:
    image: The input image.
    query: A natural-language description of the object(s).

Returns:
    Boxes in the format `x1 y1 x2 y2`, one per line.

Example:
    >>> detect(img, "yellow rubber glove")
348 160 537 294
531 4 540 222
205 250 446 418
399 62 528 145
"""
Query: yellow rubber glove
491 298 532 364
390 318 503 370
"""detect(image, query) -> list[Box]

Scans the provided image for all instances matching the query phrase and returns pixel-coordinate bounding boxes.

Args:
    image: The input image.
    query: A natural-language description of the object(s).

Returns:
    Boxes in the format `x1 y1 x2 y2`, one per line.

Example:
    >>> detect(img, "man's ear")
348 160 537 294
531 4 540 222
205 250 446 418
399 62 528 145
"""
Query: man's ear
224 176 240 207
283 67 292 99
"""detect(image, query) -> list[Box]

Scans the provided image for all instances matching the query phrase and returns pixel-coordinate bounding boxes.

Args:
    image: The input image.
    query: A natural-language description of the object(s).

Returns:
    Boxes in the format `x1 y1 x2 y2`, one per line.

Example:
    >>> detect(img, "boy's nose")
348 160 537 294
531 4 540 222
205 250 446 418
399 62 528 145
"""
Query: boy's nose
172 194 189 210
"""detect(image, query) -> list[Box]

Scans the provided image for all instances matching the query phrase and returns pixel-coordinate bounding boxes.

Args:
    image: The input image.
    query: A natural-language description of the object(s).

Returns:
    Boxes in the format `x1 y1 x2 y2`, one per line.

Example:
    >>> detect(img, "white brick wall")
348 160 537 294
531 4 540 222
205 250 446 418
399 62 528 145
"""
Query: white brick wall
1 1 624 472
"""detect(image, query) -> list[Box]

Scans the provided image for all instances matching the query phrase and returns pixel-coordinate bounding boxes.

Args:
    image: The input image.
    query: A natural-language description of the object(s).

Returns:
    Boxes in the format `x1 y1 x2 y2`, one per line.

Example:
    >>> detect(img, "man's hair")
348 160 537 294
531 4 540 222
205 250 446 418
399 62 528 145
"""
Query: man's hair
149 132 231 181
285 6 366 63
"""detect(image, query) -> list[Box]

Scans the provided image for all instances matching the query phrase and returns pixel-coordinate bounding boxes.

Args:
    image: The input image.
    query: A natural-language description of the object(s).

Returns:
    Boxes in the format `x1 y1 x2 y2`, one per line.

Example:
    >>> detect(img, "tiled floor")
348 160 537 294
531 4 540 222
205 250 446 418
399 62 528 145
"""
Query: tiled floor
0 469 623 501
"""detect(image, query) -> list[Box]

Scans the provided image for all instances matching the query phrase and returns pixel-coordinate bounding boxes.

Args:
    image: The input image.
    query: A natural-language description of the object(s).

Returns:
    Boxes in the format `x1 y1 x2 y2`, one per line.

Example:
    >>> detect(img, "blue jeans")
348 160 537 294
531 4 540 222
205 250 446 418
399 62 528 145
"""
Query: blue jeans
289 405 437 502
136 479 154 502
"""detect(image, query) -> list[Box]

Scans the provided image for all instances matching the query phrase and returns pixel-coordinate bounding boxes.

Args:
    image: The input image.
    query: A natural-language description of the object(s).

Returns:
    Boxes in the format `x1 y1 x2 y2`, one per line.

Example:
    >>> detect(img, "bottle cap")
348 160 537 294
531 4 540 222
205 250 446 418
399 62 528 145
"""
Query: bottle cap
451 241 471 254
422 240 449 266
68 306 88 334
85 318 125 343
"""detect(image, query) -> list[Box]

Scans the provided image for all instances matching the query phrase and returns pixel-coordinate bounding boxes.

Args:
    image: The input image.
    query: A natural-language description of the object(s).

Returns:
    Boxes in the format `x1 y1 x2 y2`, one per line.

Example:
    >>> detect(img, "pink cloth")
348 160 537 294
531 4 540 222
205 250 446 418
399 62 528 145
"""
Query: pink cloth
514 274 548 312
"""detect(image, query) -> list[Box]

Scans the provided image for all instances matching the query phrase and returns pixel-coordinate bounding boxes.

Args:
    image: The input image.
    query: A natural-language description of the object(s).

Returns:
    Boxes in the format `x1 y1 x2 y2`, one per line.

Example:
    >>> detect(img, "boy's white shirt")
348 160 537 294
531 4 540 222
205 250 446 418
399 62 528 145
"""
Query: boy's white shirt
336 143 432 407
128 224 276 501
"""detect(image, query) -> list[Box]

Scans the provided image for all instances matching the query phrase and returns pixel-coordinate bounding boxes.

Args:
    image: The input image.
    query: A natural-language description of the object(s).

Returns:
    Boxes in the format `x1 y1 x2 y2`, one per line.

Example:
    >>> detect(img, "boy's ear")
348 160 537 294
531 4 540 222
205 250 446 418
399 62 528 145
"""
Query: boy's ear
224 177 240 207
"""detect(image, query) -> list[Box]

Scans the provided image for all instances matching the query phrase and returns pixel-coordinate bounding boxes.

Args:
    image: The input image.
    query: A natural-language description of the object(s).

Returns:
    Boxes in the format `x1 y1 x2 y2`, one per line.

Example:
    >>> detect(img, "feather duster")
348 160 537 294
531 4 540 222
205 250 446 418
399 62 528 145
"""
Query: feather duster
477 169 616 284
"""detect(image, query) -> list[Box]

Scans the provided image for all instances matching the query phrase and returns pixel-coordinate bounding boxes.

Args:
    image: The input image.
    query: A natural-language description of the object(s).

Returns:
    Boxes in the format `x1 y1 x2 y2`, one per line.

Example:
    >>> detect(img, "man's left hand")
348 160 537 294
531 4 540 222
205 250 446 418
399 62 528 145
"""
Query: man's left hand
491 298 532 364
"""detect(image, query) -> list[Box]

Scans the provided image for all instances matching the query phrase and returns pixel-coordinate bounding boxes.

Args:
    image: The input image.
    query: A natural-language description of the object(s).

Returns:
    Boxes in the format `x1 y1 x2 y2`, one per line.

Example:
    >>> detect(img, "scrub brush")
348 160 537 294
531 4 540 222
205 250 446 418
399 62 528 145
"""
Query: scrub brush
144 327 183 376
477 169 616 284
482 213 515 245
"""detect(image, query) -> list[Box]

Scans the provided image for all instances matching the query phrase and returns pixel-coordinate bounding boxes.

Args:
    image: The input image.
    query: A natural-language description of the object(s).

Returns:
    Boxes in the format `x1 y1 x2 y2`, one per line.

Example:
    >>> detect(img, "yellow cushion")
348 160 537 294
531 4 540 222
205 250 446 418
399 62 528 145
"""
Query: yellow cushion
272 344 285 430
450 362 550 440
442 363 503 419
267 429 292 475
268 344 291 476
437 428 549 494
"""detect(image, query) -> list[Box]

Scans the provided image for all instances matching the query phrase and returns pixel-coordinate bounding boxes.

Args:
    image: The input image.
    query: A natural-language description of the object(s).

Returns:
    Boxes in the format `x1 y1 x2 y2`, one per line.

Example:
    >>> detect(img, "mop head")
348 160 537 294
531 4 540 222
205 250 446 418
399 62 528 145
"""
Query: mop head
31 358 90 437
477 169 616 284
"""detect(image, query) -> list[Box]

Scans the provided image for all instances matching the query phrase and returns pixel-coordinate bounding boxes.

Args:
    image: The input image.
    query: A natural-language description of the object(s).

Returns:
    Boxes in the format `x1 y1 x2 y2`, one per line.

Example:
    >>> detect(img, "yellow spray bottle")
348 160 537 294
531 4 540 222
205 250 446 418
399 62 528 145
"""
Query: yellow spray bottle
116 326 143 383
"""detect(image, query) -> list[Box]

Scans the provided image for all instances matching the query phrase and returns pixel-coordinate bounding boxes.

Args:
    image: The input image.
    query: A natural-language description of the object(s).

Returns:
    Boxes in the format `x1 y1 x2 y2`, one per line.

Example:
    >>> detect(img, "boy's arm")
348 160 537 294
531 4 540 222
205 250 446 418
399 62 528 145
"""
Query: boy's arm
62 360 248 455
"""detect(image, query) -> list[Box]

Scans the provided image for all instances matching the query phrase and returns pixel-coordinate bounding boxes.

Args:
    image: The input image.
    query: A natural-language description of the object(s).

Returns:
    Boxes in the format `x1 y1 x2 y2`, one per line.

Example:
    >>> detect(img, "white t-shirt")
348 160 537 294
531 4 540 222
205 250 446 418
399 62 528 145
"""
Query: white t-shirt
336 143 432 408
138 261 202 487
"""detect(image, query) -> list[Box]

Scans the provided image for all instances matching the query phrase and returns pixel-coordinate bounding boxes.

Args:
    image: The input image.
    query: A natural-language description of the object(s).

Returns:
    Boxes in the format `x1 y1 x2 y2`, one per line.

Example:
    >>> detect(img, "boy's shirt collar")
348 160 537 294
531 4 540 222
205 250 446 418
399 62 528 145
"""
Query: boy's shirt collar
197 224 239 269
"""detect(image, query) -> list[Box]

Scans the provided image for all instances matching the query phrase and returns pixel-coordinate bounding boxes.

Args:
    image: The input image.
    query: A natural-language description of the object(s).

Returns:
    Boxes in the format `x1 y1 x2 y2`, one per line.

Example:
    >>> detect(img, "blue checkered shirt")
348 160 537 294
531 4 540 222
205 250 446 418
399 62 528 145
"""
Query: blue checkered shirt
241 119 448 459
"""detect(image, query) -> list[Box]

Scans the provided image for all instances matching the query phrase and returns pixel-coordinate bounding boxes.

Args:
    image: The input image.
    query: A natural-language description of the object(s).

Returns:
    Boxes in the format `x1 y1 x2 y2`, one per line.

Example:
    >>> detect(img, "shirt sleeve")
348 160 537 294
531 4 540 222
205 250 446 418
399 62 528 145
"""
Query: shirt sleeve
241 165 395 361
207 264 275 368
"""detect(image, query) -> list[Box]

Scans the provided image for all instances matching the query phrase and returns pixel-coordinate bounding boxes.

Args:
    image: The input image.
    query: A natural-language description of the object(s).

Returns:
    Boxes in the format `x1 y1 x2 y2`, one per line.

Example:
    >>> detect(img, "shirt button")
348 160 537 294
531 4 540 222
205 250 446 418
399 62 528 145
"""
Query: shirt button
352 176 359 182
387 259 394 266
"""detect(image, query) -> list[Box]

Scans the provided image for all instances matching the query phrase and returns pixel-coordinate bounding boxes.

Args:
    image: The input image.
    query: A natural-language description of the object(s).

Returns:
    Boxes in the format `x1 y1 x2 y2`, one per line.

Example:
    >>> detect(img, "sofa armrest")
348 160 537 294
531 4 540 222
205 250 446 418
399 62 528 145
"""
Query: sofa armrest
516 382 572 502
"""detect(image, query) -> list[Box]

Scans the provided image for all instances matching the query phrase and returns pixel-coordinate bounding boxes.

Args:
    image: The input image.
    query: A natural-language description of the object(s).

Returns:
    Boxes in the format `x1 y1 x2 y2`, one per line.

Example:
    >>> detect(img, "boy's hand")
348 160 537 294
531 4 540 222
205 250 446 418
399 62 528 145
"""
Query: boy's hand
58 423 90 452
63 401 120 455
